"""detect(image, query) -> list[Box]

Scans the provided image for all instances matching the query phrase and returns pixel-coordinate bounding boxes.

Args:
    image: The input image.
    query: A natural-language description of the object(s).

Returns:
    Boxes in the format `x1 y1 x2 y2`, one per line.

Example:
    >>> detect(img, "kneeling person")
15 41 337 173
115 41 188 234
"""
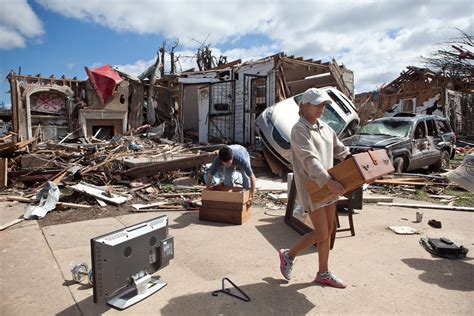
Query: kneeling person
206 145 257 201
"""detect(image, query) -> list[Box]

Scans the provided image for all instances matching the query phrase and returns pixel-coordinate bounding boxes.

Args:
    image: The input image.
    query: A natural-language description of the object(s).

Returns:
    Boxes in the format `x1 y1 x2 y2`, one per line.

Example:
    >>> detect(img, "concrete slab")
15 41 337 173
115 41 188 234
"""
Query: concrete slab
0 219 78 315
1 198 473 315
0 201 25 229
42 217 124 251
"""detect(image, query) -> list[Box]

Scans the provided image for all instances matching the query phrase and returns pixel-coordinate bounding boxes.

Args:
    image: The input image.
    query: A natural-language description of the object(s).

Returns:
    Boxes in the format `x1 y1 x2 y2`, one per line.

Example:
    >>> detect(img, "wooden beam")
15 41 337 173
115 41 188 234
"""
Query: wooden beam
0 218 24 231
377 202 474 212
0 158 7 188
124 151 217 179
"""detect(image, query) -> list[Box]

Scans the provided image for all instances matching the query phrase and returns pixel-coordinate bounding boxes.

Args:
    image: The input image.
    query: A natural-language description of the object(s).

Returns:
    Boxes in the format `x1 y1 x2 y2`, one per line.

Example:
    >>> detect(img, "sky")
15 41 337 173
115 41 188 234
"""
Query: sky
0 0 472 108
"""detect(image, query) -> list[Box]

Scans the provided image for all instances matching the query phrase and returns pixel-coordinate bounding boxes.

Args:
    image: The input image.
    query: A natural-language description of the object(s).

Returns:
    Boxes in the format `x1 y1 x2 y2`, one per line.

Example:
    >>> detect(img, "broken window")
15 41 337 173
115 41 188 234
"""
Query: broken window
401 98 416 113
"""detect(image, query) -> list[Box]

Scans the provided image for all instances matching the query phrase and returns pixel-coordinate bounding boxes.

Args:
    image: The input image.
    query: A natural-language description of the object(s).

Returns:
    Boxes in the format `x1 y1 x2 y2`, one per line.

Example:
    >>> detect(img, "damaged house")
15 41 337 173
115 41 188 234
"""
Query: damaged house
177 53 354 145
6 52 355 146
376 66 474 135
7 65 146 142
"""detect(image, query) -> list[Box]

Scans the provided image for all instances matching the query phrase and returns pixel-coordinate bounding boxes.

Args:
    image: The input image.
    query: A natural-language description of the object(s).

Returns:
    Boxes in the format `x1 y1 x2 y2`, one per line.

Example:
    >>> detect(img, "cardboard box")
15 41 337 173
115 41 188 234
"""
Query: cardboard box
304 149 394 204
200 186 251 225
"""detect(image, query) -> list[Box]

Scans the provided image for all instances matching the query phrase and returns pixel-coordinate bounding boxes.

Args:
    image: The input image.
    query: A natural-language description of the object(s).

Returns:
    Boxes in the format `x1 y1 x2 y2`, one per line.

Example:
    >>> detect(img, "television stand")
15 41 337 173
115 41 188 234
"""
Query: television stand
107 272 166 310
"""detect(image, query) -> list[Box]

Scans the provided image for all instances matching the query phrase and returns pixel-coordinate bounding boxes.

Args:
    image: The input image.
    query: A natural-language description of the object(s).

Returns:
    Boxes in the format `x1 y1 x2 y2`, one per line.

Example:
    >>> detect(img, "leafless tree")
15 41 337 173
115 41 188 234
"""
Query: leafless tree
422 29 473 90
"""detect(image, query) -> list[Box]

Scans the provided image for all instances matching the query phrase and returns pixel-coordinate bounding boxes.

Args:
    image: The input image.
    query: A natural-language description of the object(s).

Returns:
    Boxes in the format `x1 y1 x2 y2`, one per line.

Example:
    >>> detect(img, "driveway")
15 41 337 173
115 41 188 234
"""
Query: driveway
0 197 472 315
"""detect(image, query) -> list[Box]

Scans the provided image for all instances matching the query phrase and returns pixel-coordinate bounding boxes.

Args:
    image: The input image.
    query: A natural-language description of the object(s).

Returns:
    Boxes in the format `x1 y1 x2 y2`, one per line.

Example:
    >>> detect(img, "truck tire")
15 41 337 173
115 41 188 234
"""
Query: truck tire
431 149 451 171
393 156 405 173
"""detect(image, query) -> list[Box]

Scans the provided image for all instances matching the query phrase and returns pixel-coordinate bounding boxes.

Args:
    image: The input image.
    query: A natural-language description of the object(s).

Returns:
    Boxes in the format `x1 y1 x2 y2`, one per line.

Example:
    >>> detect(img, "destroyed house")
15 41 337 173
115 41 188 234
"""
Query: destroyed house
7 66 145 142
378 66 474 135
177 53 354 145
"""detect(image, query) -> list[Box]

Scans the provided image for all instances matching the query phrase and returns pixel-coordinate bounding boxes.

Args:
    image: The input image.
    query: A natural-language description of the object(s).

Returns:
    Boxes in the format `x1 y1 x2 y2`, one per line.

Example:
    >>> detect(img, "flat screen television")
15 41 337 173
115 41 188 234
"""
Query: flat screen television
91 215 174 310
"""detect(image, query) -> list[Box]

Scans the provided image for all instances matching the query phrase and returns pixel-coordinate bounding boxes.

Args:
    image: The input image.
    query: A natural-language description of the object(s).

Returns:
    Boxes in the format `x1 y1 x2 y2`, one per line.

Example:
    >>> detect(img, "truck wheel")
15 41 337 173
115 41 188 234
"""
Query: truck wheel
431 150 451 171
393 157 405 173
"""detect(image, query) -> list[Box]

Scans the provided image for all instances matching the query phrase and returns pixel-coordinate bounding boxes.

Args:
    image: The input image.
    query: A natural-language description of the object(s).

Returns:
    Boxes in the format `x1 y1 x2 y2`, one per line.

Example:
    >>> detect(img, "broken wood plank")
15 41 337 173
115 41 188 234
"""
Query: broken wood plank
0 137 36 156
382 176 427 182
374 180 450 186
0 195 31 202
0 133 15 142
377 202 474 212
392 172 445 180
124 151 217 179
57 202 92 209
58 131 74 144
0 195 92 209
256 188 287 192
428 194 456 199
132 202 168 210
80 152 128 175
158 192 201 198
363 196 394 203
95 198 107 207
0 218 24 231
0 158 7 188
262 148 286 178
130 183 154 192
132 207 186 212
68 182 129 205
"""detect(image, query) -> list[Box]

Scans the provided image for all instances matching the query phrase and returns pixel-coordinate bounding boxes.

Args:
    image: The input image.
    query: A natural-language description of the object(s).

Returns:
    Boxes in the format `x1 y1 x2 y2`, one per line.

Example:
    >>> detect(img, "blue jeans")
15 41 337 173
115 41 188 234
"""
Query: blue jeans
206 167 250 189
223 166 250 189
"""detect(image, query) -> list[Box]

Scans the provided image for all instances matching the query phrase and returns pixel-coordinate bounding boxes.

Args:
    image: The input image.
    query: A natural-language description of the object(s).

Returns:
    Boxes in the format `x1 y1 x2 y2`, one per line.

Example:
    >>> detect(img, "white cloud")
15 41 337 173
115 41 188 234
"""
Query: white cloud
115 58 154 77
0 0 44 49
114 44 279 78
35 0 474 92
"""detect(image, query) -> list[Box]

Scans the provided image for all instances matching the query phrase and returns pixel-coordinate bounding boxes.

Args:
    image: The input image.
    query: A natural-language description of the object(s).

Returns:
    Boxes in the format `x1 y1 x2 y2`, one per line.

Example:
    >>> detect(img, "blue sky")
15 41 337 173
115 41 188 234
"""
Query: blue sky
1 0 472 108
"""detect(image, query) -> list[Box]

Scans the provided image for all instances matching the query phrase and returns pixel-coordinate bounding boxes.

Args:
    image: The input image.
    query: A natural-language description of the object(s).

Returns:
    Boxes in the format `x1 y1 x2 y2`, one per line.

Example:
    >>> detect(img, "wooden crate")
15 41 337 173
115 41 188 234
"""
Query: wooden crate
200 186 251 225
304 149 394 204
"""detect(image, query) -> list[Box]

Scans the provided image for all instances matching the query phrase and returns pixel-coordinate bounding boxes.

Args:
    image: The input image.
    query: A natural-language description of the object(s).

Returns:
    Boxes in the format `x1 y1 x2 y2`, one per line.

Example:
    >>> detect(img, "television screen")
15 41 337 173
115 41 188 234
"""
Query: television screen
91 215 174 309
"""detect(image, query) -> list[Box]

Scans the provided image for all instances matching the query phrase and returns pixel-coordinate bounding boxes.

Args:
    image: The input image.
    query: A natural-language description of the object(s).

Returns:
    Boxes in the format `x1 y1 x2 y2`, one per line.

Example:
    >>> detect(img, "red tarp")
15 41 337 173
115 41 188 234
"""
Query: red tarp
85 64 123 105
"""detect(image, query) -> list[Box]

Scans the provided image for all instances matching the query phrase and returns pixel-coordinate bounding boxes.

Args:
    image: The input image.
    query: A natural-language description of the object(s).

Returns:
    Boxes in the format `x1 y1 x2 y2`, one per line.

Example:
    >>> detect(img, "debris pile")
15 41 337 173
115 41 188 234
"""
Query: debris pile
0 129 218 222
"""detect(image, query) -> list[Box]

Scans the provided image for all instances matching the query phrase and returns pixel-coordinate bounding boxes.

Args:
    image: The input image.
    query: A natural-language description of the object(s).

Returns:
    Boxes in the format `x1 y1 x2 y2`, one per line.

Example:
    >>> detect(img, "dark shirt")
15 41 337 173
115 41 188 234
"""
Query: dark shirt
209 144 253 177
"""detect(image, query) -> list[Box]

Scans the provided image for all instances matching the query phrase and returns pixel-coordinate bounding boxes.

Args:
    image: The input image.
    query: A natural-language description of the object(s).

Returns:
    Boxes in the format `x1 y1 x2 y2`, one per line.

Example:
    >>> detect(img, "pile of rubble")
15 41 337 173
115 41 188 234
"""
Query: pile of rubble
0 128 221 222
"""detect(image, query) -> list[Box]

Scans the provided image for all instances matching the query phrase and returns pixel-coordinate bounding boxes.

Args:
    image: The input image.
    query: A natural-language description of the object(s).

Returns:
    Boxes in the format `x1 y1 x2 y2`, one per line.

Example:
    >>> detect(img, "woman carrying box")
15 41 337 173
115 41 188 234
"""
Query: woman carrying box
278 87 350 288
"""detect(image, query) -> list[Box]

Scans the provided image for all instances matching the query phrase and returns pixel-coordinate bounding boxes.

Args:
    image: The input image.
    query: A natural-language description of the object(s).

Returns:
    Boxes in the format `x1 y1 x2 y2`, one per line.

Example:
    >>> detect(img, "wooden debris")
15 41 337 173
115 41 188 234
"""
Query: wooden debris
95 198 107 207
132 207 186 212
377 202 474 212
124 151 217 179
0 195 91 209
428 194 456 199
158 192 201 198
0 137 36 156
0 158 7 188
268 192 288 203
0 195 31 202
363 196 394 203
68 182 129 205
132 202 168 210
0 218 24 231
262 148 286 178
374 179 450 186
57 202 92 209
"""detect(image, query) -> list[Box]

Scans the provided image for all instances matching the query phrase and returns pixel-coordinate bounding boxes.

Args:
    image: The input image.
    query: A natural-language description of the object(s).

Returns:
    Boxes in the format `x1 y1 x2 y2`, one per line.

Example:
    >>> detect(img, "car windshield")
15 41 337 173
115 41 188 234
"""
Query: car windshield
357 120 412 137
293 94 346 134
